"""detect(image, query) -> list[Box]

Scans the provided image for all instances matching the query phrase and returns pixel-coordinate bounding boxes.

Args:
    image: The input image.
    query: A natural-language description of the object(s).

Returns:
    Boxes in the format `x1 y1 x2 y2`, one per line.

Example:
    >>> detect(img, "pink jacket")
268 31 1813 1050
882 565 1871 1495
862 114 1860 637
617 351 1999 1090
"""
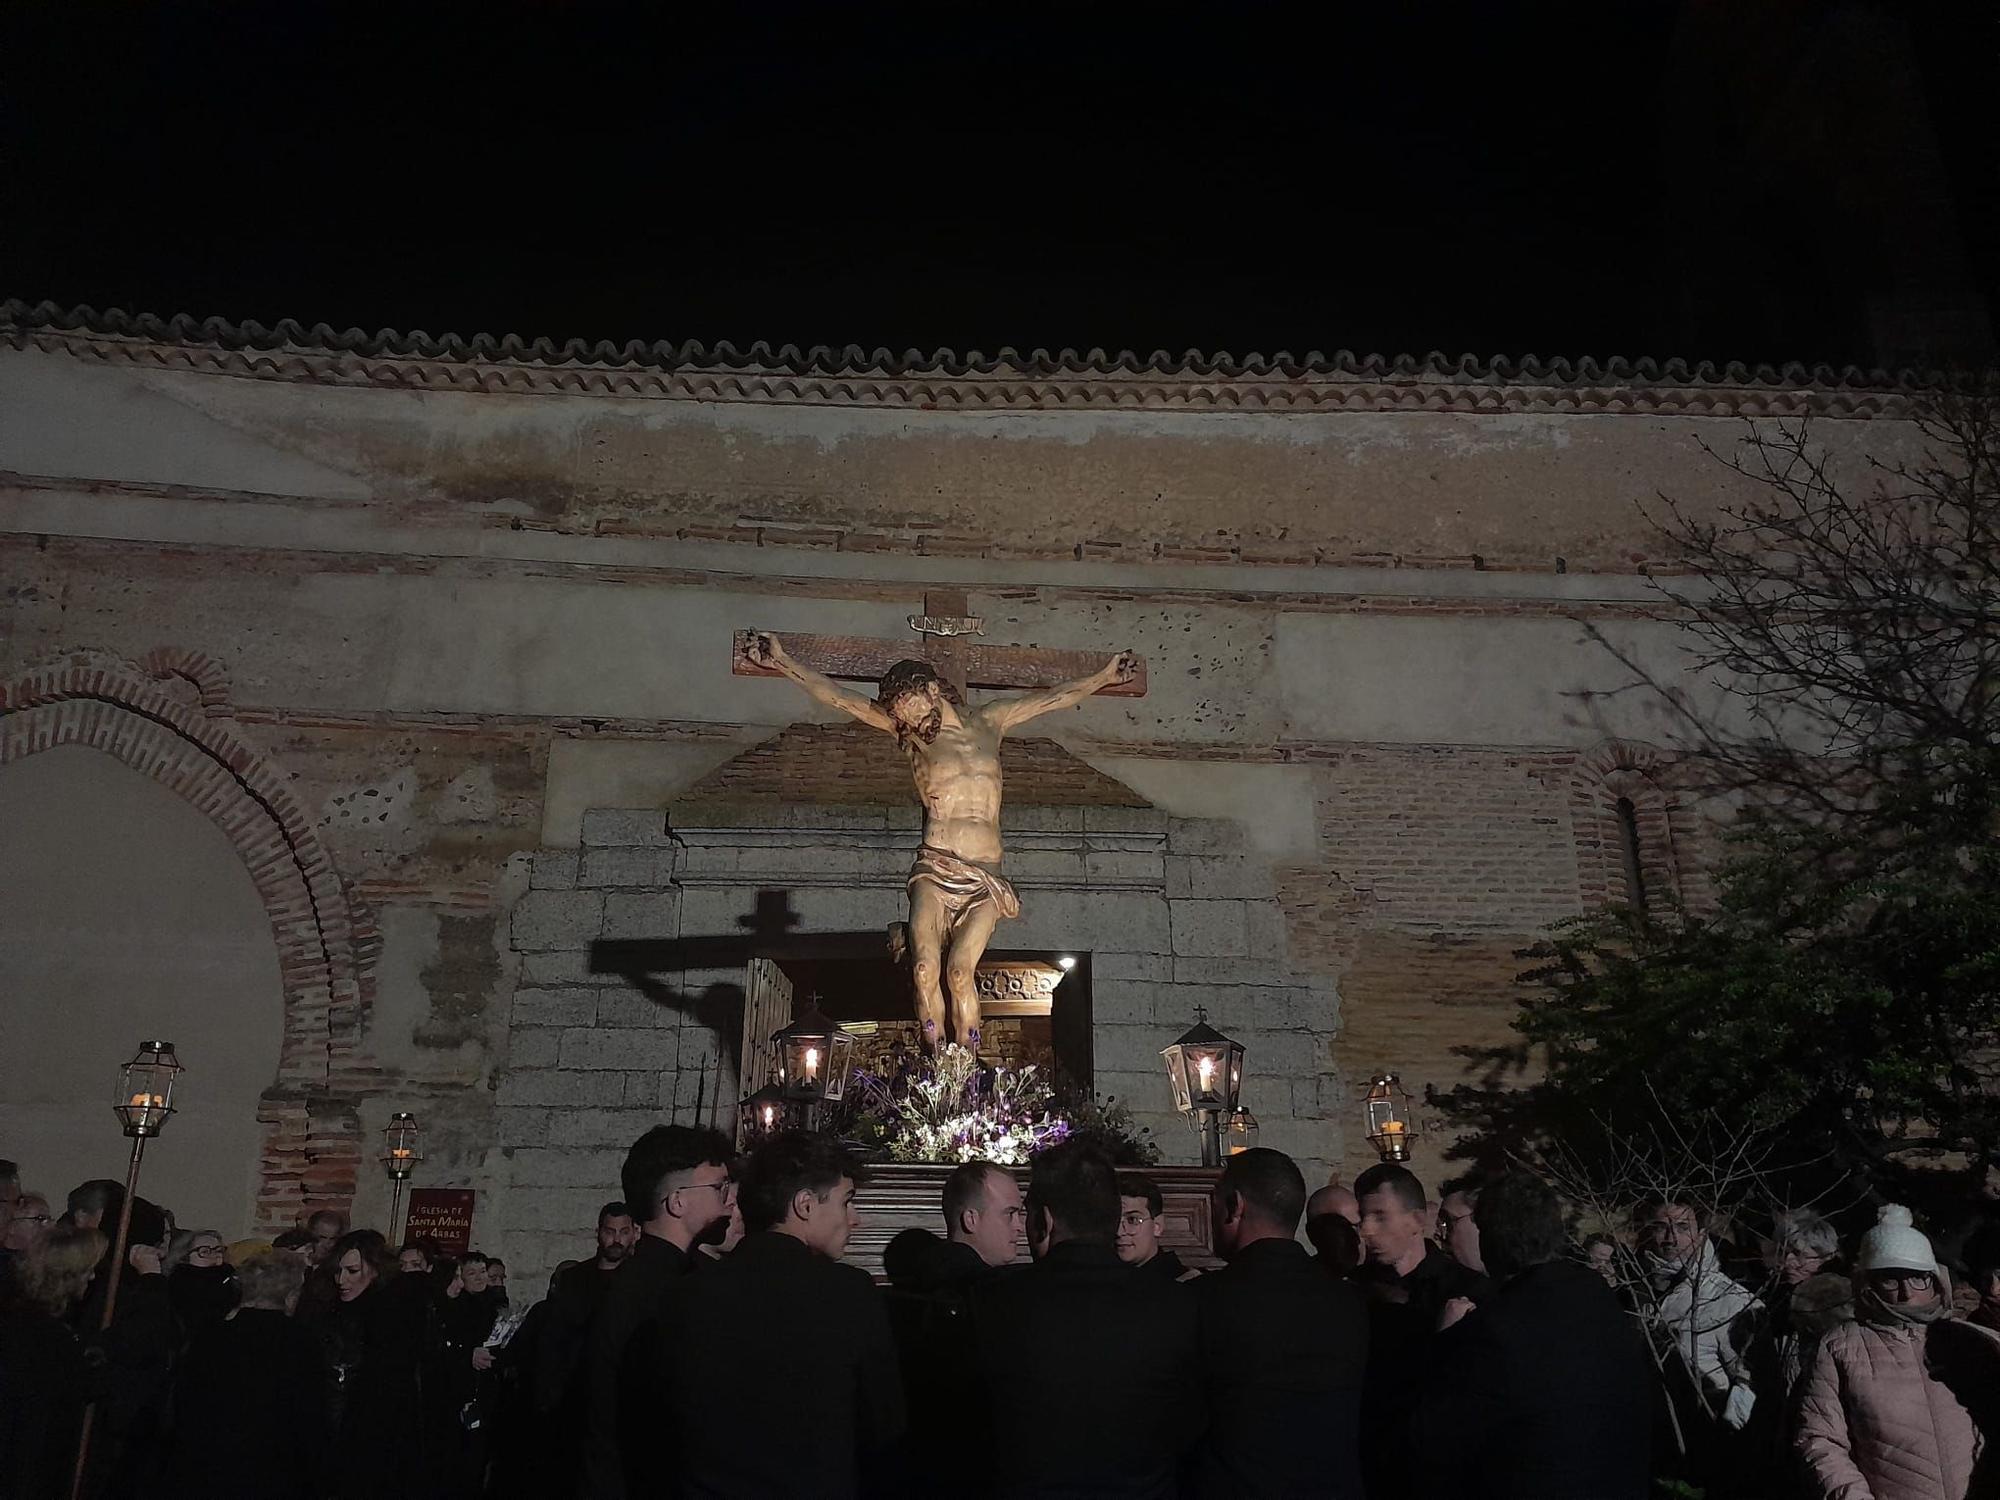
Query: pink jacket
1796 1312 2000 1500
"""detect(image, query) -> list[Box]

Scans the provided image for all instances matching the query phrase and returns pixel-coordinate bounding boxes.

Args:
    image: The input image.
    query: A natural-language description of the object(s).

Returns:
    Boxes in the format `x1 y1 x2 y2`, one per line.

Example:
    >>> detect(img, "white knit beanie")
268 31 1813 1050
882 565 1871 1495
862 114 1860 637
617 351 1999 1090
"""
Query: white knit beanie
1857 1204 1937 1275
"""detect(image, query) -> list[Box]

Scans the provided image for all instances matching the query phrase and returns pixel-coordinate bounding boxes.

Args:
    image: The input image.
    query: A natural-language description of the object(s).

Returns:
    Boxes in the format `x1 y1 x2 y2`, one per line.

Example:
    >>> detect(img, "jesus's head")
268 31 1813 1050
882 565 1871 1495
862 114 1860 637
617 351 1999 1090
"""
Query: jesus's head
877 659 953 745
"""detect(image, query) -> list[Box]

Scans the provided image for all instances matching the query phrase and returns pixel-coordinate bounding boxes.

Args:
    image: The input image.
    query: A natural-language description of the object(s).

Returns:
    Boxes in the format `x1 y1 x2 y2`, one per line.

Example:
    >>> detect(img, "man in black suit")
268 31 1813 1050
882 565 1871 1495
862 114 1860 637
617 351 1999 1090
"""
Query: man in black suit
1353 1163 1490 1497
1412 1170 1651 1499
882 1162 1022 1497
582 1126 734 1500
973 1141 1203 1500
1193 1148 1368 1499
649 1130 905 1500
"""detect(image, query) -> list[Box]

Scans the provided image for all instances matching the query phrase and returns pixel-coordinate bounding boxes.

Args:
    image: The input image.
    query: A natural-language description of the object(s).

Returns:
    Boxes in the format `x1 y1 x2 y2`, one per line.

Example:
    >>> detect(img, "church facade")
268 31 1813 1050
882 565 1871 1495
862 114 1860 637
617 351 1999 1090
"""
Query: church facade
0 304 1932 1285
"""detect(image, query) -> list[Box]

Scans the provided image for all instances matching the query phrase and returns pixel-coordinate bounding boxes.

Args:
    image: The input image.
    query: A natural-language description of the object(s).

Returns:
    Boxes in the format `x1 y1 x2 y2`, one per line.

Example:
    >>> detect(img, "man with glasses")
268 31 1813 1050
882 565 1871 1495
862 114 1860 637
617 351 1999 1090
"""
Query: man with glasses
1116 1172 1198 1281
652 1130 903 1500
1437 1187 1486 1276
582 1125 735 1500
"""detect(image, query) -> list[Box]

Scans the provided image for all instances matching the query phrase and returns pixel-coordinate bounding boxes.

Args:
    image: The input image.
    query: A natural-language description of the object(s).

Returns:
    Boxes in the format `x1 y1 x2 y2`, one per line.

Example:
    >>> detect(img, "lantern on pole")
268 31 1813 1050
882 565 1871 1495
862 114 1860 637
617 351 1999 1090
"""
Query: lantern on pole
380 1112 423 1241
77 1042 185 1498
1161 1008 1245 1168
772 1001 855 1112
739 1083 790 1141
1364 1072 1416 1162
1224 1105 1260 1157
113 1040 182 1137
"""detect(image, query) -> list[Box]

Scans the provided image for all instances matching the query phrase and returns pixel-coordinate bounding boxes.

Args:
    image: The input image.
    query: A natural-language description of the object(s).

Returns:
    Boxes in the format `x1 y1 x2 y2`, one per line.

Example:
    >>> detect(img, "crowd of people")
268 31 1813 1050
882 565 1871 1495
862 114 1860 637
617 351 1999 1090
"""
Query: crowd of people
3 1139 1999 1500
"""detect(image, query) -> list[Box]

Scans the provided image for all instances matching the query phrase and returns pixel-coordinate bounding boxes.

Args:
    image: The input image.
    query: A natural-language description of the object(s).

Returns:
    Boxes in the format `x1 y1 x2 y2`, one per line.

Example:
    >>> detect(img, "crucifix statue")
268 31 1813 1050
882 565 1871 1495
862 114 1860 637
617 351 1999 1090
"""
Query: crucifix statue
735 591 1144 1050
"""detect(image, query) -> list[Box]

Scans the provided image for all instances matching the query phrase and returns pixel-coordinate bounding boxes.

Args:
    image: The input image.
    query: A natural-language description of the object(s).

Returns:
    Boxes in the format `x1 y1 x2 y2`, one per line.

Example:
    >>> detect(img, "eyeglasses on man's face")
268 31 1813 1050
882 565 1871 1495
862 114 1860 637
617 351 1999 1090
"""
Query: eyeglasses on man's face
676 1178 736 1202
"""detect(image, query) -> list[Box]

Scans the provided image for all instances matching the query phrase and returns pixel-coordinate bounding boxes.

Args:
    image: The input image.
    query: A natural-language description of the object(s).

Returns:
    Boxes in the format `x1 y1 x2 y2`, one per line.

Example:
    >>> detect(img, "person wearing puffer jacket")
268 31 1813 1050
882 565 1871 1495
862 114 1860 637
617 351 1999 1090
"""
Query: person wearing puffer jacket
1633 1194 1763 1494
1797 1204 2000 1500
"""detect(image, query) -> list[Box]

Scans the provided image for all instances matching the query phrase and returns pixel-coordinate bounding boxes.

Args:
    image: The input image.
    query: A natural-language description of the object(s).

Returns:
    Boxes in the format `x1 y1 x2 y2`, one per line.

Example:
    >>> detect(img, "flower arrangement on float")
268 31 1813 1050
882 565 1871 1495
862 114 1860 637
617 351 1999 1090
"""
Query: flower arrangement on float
838 1035 1158 1166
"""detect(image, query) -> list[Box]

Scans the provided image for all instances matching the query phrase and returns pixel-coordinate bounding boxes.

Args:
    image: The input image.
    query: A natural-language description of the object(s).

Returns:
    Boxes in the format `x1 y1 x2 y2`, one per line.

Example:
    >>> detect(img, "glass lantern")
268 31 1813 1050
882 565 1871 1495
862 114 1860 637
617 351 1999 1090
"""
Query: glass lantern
1364 1072 1416 1162
1161 1008 1245 1116
1224 1106 1260 1156
114 1041 183 1138
739 1083 789 1140
380 1112 423 1180
773 1004 855 1105
1161 1008 1246 1167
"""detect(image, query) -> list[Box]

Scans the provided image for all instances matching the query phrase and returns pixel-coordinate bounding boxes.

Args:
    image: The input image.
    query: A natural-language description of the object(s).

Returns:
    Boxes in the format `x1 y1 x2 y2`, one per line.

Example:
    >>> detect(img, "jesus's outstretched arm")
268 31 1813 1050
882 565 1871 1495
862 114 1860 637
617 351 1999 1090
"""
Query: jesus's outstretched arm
986 650 1138 733
742 632 896 733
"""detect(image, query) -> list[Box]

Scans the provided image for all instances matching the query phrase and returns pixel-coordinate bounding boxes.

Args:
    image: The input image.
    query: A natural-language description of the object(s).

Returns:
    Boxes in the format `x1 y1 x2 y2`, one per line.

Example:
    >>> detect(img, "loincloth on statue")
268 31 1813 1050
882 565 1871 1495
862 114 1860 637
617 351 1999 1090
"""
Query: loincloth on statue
907 844 1022 927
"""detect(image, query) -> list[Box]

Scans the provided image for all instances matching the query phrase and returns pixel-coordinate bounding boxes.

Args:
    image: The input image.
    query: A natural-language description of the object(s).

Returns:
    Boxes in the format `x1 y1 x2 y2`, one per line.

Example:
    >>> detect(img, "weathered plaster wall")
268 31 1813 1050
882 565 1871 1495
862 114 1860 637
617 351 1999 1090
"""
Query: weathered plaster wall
0 348 1932 570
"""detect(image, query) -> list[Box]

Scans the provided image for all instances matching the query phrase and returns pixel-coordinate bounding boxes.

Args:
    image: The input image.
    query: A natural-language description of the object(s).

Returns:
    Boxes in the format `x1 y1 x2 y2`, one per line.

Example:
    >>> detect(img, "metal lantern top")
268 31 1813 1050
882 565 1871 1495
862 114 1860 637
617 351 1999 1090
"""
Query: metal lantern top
1161 1007 1245 1117
740 1083 789 1139
772 1003 855 1105
113 1041 183 1138
1364 1072 1415 1162
380 1112 423 1179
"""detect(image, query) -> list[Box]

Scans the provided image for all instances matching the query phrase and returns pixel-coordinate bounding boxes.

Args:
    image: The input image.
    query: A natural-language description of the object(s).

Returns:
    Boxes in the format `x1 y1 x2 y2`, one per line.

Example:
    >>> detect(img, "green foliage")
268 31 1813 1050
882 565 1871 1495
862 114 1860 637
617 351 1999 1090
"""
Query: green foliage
1440 394 2000 1221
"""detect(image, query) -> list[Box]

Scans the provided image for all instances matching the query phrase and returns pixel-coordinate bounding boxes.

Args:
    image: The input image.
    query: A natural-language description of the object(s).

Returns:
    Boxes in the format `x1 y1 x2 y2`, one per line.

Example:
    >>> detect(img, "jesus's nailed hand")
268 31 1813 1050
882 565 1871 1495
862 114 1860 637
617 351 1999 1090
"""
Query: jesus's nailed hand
1107 649 1139 685
746 632 787 670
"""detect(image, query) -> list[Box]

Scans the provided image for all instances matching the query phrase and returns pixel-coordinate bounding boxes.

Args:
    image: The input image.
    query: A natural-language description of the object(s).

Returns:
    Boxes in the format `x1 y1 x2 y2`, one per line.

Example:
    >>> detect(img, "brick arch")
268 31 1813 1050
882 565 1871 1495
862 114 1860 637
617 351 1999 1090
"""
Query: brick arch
1569 739 1686 912
0 649 372 1227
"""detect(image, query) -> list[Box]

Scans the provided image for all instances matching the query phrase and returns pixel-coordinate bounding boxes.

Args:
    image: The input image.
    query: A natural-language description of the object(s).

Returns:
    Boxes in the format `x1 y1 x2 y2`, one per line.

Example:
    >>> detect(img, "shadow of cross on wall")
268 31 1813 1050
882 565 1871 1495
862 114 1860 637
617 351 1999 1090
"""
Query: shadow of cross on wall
589 888 897 1111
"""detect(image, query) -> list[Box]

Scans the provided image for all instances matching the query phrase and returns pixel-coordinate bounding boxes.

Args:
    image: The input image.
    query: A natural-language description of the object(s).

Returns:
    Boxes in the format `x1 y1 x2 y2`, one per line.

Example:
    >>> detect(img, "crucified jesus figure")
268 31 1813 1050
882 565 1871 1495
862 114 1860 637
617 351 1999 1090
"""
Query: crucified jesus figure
746 632 1137 1050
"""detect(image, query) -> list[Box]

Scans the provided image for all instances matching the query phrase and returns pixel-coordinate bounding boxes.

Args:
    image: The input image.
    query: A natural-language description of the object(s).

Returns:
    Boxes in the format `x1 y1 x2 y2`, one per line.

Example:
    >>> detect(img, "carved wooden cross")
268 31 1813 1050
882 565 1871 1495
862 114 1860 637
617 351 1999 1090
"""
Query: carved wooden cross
732 589 1148 700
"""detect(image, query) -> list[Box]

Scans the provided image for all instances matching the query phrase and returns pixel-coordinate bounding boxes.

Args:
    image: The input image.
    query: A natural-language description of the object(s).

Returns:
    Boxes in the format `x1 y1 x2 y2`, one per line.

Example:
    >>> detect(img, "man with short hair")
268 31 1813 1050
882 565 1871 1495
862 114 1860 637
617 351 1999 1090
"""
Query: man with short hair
1413 1171 1651 1498
973 1142 1202 1498
883 1163 1022 1491
1309 1182 1361 1227
398 1240 434 1275
1354 1162 1490 1497
1196 1148 1368 1498
1115 1172 1194 1281
652 1131 904 1499
534 1201 636 1466
885 1161 1023 1292
304 1208 348 1265
1438 1186 1486 1275
1632 1191 1760 1491
584 1128 735 1500
65 1177 124 1230
3 1191 52 1255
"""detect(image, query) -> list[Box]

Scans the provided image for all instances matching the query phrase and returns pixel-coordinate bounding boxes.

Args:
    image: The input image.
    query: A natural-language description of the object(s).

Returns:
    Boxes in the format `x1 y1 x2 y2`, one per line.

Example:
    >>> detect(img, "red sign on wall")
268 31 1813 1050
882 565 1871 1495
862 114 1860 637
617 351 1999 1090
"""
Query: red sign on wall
404 1188 476 1256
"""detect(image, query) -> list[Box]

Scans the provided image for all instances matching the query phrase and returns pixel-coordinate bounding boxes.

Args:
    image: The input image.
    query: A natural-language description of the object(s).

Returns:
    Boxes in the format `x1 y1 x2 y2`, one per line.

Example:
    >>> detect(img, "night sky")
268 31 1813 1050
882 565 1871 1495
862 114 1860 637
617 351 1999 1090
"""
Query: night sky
6 2 1995 366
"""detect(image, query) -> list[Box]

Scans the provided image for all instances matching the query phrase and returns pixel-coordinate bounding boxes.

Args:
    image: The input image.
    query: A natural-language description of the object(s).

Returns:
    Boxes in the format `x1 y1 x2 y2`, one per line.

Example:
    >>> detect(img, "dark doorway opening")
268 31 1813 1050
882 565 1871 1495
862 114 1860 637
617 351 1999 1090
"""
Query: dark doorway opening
776 949 1093 1093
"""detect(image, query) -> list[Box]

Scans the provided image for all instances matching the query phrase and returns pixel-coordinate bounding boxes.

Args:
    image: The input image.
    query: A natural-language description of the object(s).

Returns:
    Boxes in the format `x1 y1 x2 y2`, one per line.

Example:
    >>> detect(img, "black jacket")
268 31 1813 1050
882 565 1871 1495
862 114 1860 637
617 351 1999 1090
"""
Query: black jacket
1133 1247 1194 1282
972 1240 1203 1500
883 1231 1003 1497
1194 1238 1368 1499
0 1296 101 1500
583 1234 692 1500
1411 1259 1652 1500
165 1307 328 1500
652 1231 905 1500
317 1273 430 1500
1356 1244 1491 1498
533 1260 617 1418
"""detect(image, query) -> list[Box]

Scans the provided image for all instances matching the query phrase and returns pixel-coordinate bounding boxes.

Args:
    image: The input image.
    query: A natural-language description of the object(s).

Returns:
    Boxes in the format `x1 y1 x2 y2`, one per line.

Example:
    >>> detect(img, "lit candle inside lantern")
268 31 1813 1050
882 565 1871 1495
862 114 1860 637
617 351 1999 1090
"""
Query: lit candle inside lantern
390 1147 414 1160
761 1104 776 1129
803 1046 820 1079
1197 1056 1215 1091
1381 1120 1406 1137
128 1093 167 1109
